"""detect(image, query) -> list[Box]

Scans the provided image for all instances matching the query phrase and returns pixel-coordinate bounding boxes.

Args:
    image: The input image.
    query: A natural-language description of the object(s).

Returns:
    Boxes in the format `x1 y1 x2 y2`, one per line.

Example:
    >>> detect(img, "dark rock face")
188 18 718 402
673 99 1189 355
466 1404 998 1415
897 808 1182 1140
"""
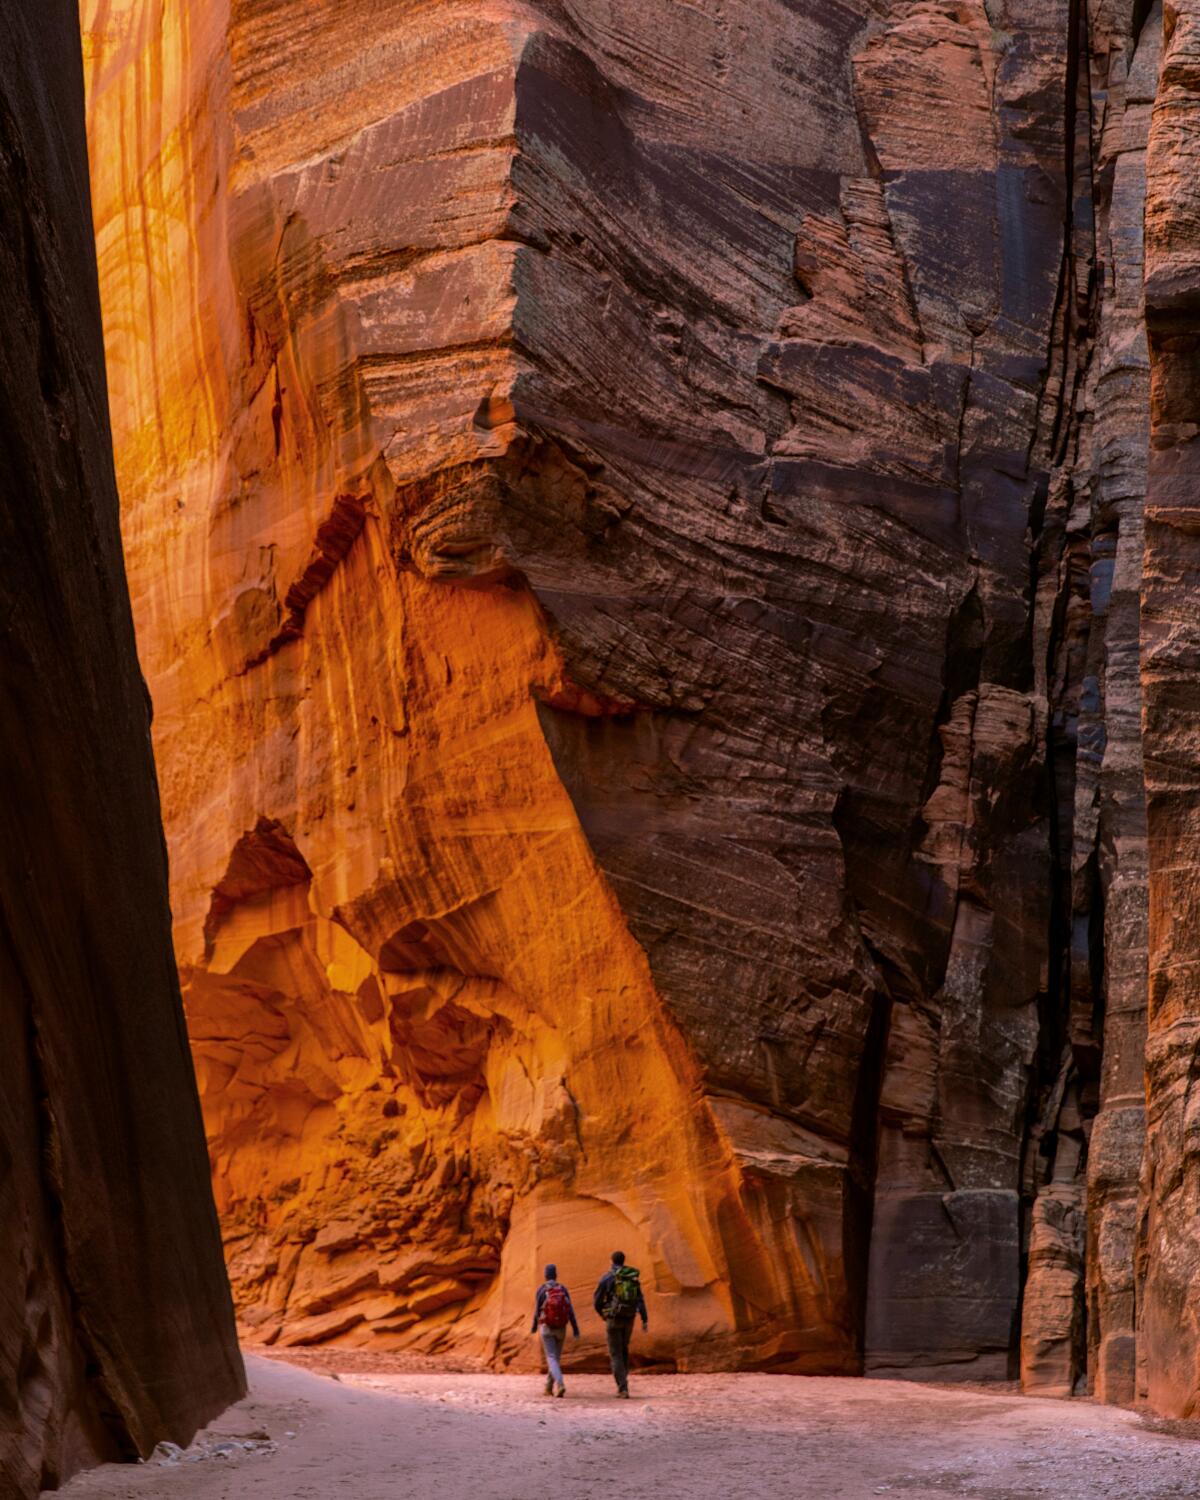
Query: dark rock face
1062 0 1158 1407
518 1 1174 1396
511 0 1165 1388
1142 0 1200 1419
527 0 1061 1368
0 4 243 1493
516 0 1115 1383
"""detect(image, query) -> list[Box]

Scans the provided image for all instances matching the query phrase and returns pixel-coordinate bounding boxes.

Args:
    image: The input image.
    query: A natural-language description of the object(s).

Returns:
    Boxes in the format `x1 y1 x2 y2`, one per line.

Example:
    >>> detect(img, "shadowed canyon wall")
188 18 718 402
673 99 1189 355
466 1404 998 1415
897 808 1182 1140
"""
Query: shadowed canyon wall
0 3 243 1495
1142 0 1200 1420
76 0 1200 1408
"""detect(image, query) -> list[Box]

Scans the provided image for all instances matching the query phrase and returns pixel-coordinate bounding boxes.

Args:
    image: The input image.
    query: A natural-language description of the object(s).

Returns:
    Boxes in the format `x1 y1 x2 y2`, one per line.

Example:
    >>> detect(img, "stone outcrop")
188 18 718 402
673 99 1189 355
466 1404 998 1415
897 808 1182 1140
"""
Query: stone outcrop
1075 0 1159 1407
1142 0 1200 1420
0 4 244 1494
1013 0 1160 1406
74 0 1200 1408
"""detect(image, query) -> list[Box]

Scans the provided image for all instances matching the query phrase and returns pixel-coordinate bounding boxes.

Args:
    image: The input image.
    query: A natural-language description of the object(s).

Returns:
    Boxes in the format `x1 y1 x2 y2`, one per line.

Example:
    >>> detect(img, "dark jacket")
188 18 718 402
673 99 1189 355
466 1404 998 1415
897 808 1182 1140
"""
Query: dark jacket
594 1268 648 1326
532 1280 580 1336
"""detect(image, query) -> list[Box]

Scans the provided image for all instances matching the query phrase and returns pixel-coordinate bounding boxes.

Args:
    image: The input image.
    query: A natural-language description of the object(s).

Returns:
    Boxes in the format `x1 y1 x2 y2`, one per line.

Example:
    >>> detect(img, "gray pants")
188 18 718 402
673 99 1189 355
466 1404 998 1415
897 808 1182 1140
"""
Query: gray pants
606 1318 635 1391
540 1325 566 1386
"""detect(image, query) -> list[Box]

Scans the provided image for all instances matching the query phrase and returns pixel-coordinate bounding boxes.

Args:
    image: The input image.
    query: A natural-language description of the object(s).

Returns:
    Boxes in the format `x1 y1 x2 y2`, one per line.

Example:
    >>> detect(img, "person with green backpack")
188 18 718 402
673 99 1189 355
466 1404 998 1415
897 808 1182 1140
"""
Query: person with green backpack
592 1250 647 1397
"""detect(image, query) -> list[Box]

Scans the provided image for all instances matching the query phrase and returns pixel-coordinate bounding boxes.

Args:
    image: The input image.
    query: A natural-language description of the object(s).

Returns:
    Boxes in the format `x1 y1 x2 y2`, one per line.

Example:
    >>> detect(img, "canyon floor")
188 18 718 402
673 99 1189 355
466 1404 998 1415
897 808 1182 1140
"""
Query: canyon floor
56 1353 1200 1499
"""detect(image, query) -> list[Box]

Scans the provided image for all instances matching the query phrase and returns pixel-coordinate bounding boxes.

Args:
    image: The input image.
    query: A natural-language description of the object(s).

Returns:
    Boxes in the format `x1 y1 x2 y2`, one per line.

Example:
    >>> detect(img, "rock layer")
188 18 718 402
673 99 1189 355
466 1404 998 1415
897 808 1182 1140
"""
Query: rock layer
0 4 244 1494
1142 0 1200 1420
81 0 841 1371
76 0 1200 1403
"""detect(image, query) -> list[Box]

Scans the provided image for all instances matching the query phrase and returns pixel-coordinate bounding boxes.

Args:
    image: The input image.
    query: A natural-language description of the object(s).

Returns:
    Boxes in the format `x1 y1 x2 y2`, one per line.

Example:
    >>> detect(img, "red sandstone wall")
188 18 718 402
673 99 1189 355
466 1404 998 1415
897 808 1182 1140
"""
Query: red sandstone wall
76 0 1200 1409
1142 0 1200 1420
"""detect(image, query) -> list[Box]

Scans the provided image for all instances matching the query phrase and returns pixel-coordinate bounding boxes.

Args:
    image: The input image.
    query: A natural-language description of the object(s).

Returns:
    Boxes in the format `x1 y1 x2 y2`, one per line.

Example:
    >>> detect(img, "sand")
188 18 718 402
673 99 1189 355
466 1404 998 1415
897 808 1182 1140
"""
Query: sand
56 1353 1200 1499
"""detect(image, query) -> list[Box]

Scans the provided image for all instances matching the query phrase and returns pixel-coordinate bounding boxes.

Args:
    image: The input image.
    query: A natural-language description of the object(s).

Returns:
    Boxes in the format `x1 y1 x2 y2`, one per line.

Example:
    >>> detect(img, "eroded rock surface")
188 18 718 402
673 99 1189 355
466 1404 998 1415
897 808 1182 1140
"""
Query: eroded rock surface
1142 0 1200 1420
0 4 243 1494
76 0 1195 1402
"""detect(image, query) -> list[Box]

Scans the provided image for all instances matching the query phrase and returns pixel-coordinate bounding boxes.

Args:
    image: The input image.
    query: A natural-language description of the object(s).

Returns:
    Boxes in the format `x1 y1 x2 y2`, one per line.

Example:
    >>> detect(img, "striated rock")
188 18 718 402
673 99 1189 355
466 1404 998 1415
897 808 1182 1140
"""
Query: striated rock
79 0 1065 1373
1014 0 1159 1406
82 0 841 1369
1079 4 1157 1408
1141 0 1200 1420
1021 1180 1087 1398
0 4 243 1494
74 0 1196 1405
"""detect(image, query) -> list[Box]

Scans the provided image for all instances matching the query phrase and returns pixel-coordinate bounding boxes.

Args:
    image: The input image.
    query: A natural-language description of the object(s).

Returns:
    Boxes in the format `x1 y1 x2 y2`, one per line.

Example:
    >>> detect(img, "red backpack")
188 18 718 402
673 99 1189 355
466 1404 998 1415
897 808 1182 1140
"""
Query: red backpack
542 1283 570 1330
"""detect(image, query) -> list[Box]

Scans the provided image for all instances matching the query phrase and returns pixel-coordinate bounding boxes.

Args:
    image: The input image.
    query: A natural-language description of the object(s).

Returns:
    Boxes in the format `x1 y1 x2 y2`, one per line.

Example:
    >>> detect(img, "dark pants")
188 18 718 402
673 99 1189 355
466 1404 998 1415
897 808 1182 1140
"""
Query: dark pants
606 1318 635 1391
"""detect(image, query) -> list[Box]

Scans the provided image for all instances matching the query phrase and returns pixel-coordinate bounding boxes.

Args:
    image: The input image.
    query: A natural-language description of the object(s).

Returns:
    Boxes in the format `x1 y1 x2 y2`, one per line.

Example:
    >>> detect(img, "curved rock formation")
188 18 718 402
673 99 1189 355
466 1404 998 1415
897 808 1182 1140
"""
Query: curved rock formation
77 0 1200 1406
81 0 842 1369
0 4 243 1494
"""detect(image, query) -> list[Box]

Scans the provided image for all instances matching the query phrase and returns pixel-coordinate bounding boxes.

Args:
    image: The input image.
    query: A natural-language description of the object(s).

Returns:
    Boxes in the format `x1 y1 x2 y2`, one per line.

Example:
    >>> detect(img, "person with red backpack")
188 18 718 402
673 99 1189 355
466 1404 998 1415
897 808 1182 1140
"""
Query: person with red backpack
531 1263 580 1397
593 1250 648 1398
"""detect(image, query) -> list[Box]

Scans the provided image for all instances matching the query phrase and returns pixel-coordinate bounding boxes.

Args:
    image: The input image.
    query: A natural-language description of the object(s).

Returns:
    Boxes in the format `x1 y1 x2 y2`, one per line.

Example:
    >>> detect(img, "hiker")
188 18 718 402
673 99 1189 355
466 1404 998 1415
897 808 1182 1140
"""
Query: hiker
531 1262 579 1397
593 1250 647 1398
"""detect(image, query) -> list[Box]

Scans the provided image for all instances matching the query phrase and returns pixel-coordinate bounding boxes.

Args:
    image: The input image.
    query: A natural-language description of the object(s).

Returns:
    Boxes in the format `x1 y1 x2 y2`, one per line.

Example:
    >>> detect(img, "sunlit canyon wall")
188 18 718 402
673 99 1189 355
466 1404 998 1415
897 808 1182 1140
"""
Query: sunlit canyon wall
78 0 1200 1411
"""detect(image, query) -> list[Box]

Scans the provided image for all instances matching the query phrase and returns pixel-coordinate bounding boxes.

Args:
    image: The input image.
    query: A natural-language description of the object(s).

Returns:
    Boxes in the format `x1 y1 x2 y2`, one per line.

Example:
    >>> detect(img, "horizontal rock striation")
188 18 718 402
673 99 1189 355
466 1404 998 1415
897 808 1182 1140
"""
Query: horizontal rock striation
0 3 243 1494
75 0 1200 1407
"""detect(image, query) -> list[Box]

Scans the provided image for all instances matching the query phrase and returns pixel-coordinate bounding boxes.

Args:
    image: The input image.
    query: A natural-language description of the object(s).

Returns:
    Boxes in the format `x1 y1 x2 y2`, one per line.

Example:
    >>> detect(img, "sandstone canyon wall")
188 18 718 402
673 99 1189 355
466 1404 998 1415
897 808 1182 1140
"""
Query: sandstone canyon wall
77 0 1200 1408
1142 0 1200 1420
0 4 243 1495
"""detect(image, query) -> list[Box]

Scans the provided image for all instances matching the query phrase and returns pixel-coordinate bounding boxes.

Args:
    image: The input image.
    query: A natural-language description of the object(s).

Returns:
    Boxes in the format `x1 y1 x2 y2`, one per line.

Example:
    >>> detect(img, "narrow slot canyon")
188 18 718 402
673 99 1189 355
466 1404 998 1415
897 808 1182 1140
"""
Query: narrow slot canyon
7 0 1200 1495
71 0 1179 1386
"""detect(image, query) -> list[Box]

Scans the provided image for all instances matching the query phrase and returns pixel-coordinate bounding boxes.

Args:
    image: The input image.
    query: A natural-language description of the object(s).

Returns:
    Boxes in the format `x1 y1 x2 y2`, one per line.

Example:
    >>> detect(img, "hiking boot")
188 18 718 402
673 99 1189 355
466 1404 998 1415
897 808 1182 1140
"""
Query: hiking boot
545 1375 554 1395
554 1383 566 1398
616 1388 630 1399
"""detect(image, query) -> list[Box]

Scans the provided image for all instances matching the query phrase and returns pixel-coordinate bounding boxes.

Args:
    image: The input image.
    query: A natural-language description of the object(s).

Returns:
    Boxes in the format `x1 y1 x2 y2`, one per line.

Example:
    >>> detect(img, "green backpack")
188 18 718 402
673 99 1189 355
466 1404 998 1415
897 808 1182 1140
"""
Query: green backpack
607 1265 641 1322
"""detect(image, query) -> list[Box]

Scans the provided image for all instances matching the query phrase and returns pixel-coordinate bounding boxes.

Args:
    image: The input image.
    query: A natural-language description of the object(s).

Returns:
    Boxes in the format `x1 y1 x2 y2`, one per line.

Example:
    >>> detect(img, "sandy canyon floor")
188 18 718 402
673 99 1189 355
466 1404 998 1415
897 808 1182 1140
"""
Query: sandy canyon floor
58 1354 1200 1499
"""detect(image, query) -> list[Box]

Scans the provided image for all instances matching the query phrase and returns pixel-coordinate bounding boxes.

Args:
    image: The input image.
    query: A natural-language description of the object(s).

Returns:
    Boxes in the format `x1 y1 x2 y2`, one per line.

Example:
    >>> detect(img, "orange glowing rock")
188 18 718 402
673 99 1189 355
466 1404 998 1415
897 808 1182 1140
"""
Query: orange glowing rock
80 0 1166 1395
79 0 860 1372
